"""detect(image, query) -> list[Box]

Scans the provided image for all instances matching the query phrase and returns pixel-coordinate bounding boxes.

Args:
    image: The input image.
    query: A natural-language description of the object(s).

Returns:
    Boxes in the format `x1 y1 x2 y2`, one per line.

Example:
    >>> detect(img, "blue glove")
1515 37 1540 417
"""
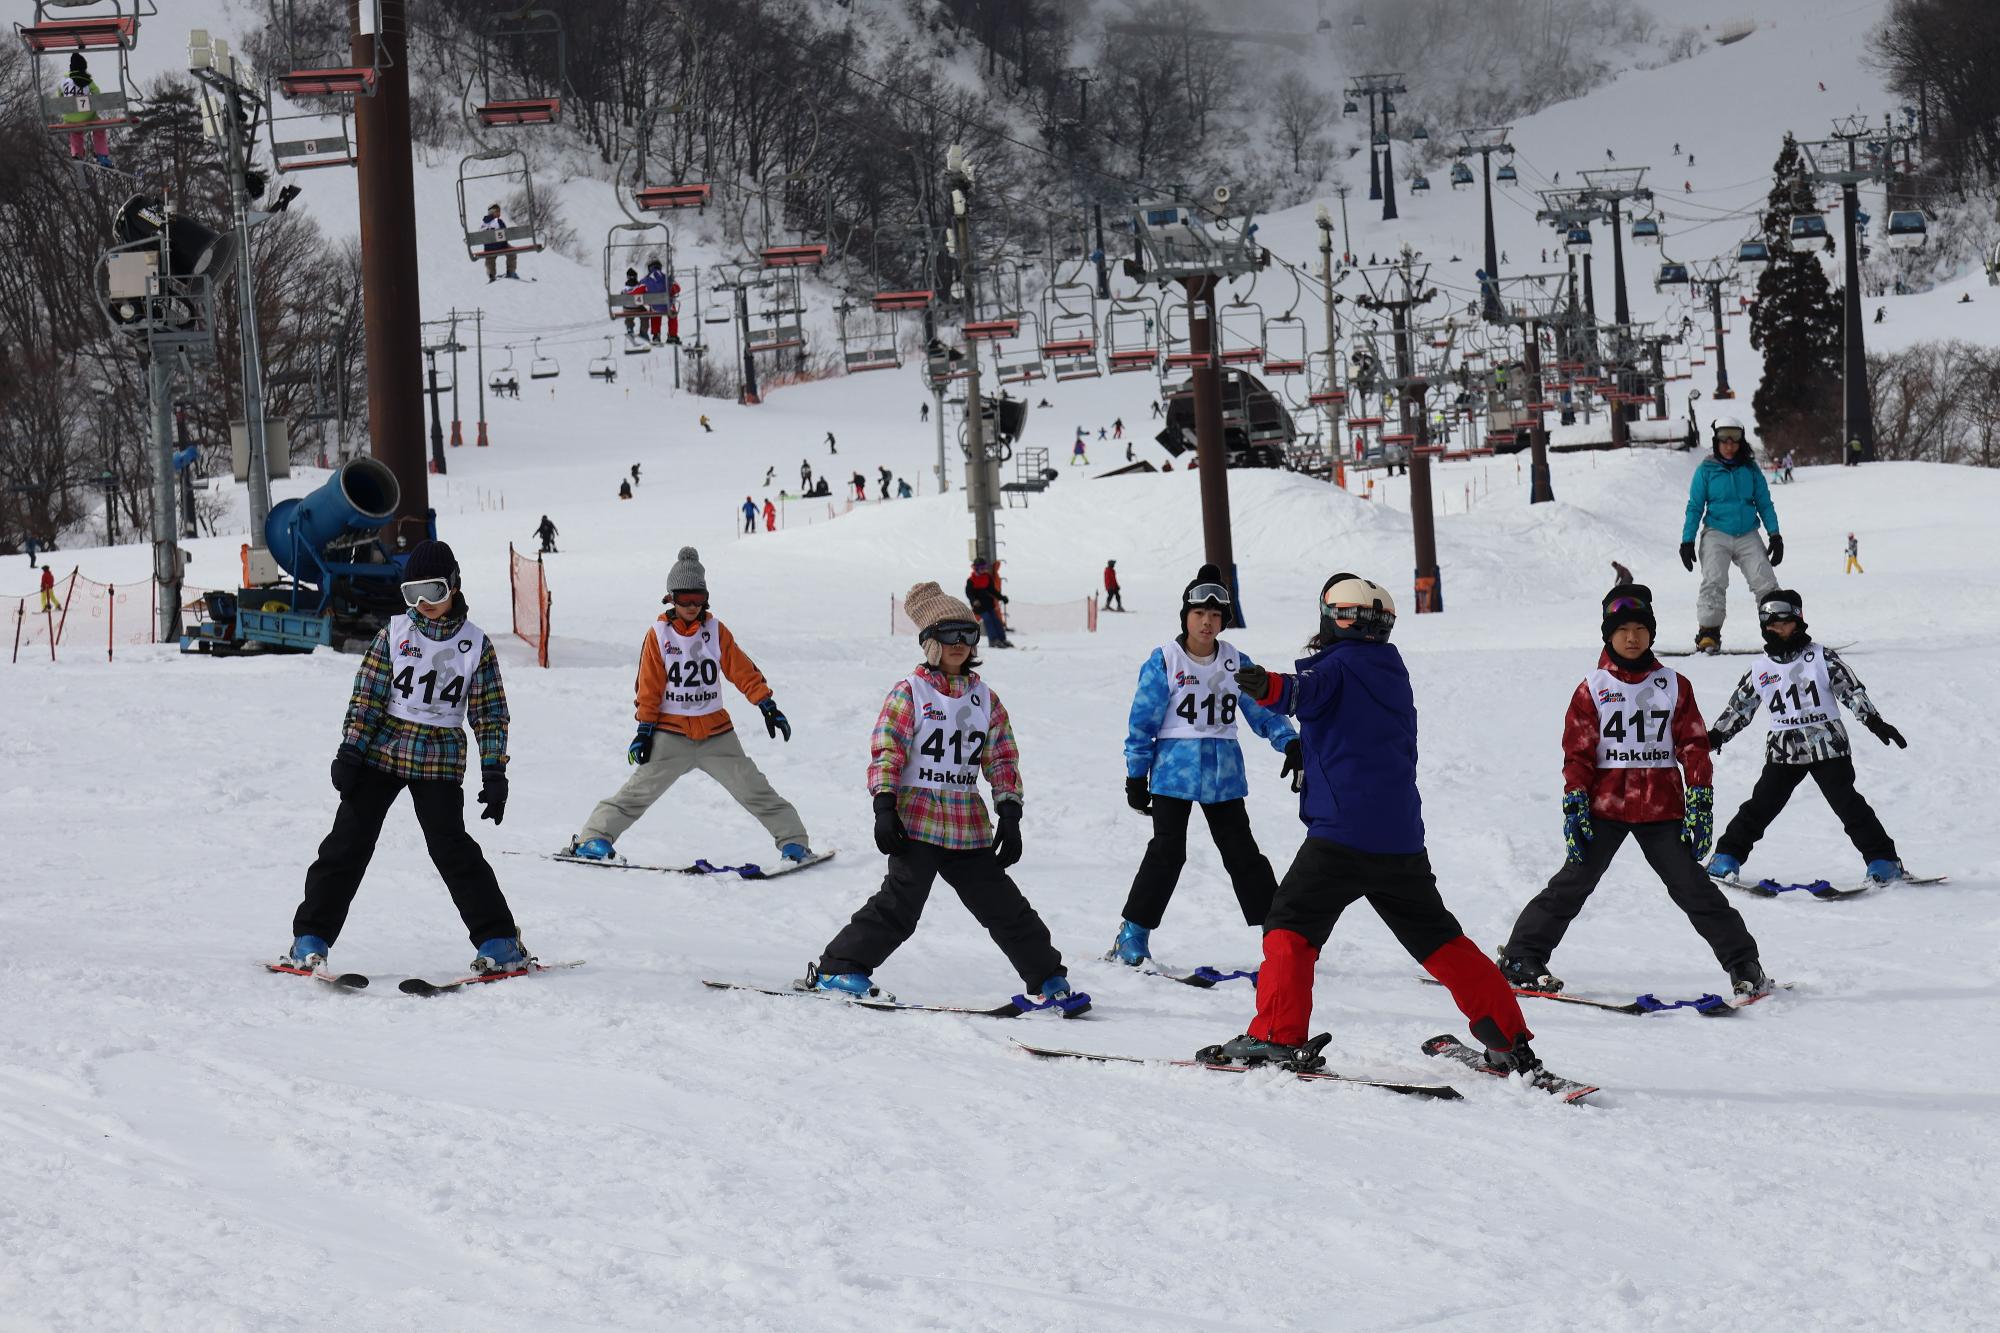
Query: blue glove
627 722 656 765
760 697 791 742
1682 786 1714 861
1562 790 1594 866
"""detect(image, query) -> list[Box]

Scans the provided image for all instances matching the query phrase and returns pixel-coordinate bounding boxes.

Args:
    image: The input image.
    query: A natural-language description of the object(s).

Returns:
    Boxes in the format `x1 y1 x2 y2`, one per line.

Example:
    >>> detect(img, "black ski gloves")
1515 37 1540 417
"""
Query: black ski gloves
1706 727 1727 752
1679 541 1697 572
478 767 508 824
872 791 909 856
628 722 656 765
992 800 1023 869
1125 775 1152 813
760 697 791 742
330 743 366 795
1865 716 1907 749
1766 533 1785 566
1233 663 1270 700
1280 739 1304 792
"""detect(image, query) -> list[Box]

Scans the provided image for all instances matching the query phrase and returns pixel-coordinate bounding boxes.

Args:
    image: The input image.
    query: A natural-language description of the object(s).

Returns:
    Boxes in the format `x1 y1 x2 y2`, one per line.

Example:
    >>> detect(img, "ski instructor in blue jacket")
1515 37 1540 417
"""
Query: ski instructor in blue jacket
1680 413 1781 654
1110 564 1298 969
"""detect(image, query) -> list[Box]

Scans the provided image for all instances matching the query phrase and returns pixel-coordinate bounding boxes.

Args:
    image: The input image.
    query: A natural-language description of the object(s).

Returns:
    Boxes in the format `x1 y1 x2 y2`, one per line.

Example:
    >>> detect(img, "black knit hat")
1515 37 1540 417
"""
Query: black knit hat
1180 563 1231 634
70 53 88 76
1601 582 1656 642
404 539 460 586
1758 587 1807 631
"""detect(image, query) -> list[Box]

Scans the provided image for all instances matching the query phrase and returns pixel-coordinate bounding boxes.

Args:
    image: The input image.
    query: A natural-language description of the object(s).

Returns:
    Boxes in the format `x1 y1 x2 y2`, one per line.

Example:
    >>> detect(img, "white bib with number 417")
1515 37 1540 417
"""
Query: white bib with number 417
1587 665 1680 769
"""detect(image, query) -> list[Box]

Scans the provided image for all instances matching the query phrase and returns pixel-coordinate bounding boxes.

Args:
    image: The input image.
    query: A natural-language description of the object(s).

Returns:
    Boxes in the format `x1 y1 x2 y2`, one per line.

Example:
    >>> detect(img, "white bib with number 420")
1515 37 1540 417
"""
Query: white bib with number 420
1755 648 1835 730
1155 638 1242 740
654 619 726 716
384 615 488 728
1587 665 1681 769
898 674 991 791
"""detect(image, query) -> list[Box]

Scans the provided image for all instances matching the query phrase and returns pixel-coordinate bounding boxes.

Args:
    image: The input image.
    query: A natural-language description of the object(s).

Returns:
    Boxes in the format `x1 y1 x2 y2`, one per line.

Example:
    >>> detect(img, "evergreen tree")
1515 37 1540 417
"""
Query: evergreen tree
1748 134 1843 462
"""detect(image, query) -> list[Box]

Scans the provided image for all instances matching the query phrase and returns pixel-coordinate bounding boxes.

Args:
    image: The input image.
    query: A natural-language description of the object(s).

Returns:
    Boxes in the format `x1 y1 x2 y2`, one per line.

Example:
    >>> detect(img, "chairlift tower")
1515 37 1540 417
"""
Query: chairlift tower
1130 192 1271 624
1798 117 1915 463
1353 248 1445 612
1344 74 1407 220
1686 259 1737 402
1488 271 1569 502
1312 206 1352 481
1456 127 1515 322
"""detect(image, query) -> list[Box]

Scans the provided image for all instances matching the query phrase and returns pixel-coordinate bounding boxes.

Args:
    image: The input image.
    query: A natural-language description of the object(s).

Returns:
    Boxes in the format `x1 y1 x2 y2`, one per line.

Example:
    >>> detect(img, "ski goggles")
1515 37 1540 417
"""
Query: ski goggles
400 578 451 608
1604 594 1650 615
922 621 982 646
1185 582 1232 609
1714 427 1747 445
669 591 708 607
1758 599 1801 622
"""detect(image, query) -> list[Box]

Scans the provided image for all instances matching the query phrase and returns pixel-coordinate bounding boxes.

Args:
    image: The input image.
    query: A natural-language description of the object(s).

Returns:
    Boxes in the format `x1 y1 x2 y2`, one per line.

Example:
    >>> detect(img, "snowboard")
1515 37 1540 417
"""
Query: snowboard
525 848 836 880
1011 1039 1463 1100
700 978 1082 1019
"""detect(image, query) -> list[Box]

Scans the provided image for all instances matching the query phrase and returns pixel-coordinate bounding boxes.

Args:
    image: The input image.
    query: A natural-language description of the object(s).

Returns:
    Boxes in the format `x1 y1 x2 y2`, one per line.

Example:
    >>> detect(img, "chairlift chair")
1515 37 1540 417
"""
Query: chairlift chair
26 2 148 139
1785 212 1829 249
1450 162 1474 189
603 220 674 322
474 6 565 126
1655 262 1689 290
760 243 828 269
1410 174 1431 193
457 148 544 262
1262 314 1309 376
1631 217 1660 243
1496 163 1518 184
1886 210 1927 249
528 339 559 380
587 338 617 382
1736 239 1772 270
488 346 519 393
274 0 382 98
634 182 711 212
1218 299 1264 366
267 90 356 171
872 290 933 312
837 299 901 373
1105 295 1161 374
1564 226 1592 254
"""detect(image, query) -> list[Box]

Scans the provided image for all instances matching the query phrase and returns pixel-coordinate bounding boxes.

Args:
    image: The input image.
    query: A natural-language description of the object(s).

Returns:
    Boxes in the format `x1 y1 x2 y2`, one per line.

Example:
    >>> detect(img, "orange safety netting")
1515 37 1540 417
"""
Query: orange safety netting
509 543 551 667
6 569 157 663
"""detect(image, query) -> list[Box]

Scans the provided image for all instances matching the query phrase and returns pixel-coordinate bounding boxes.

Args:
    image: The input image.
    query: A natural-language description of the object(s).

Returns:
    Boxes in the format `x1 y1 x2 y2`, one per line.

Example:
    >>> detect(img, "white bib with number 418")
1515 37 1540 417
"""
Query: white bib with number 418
1587 665 1680 769
898 674 991 791
385 615 487 728
1155 638 1243 740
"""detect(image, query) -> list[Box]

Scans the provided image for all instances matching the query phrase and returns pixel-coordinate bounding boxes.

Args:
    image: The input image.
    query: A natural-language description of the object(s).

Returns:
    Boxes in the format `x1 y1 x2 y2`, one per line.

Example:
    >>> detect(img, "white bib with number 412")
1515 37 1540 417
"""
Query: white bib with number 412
1587 665 1681 769
385 615 487 728
898 674 991 791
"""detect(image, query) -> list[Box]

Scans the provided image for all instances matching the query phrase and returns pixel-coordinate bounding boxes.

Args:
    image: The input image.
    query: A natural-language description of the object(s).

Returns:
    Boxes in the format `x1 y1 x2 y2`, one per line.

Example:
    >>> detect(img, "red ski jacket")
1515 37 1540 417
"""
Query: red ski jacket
1560 650 1711 822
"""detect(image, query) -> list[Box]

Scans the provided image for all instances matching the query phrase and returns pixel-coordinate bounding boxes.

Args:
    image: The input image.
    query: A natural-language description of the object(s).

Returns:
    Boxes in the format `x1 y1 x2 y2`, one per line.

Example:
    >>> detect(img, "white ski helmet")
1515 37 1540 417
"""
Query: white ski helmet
1319 573 1396 642
1711 414 1748 442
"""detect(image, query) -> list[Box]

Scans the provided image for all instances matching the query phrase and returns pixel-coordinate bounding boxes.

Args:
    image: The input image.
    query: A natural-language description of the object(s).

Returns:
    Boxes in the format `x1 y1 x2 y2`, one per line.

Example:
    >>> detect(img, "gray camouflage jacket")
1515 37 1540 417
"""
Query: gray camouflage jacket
1711 642 1879 764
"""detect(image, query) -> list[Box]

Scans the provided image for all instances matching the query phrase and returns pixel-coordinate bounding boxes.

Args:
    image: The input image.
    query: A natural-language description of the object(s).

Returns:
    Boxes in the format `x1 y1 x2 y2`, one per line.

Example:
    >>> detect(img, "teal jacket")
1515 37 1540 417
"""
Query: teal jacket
1682 453 1779 542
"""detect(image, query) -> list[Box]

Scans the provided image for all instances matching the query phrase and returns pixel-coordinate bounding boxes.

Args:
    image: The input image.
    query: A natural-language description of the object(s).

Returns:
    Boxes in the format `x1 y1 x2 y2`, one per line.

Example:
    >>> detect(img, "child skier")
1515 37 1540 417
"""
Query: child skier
1112 566 1296 967
1705 588 1910 887
1203 574 1550 1082
281 541 527 976
566 547 811 863
60 54 113 167
1102 559 1123 611
808 582 1082 1011
1494 584 1769 999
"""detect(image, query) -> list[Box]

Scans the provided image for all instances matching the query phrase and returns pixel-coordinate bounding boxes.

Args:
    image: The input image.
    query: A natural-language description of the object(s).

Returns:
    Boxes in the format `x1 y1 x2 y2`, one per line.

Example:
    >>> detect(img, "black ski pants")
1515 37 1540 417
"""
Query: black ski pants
1502 819 1758 974
1264 838 1466 958
1105 587 1123 611
819 840 1063 991
294 767 517 946
1121 796 1277 931
1716 756 1896 865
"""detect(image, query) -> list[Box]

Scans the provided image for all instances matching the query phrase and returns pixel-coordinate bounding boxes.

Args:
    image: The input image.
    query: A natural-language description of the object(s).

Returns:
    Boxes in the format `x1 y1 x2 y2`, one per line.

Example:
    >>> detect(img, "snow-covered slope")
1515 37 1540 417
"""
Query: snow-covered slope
9 4 2000 1330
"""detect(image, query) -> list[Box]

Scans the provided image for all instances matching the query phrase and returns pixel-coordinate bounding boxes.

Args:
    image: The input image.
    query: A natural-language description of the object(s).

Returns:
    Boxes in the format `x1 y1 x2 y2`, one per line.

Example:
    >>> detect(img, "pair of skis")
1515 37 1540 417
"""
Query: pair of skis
700 977 1091 1019
520 849 837 880
1713 869 1947 901
265 959 584 996
1418 976 1773 1017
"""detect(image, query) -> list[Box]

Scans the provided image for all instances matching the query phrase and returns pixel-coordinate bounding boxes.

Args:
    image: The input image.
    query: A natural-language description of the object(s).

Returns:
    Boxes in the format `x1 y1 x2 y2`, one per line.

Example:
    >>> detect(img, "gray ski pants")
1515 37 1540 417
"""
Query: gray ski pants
577 727 808 851
1697 527 1778 629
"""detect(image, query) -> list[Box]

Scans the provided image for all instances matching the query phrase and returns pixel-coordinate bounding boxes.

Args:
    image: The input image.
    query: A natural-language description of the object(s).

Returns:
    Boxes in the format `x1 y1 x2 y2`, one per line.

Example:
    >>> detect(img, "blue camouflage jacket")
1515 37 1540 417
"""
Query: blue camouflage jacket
1124 643 1297 804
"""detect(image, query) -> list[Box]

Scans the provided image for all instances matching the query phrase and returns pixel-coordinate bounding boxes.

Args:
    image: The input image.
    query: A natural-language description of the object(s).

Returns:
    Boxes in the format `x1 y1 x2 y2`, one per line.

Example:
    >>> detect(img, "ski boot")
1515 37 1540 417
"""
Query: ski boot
1108 920 1151 967
1036 973 1092 1018
1495 954 1564 993
566 836 617 861
471 937 533 975
1196 1032 1329 1073
804 960 895 1003
780 842 811 863
1694 626 1722 655
1729 962 1775 1003
285 935 331 969
1480 1037 1546 1078
1864 858 1904 885
1705 852 1742 881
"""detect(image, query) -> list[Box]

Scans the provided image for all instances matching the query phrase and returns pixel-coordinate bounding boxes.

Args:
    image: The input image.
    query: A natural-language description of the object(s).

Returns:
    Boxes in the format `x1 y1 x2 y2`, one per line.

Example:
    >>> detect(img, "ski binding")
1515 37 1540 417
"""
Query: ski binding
1421 1034 1600 1104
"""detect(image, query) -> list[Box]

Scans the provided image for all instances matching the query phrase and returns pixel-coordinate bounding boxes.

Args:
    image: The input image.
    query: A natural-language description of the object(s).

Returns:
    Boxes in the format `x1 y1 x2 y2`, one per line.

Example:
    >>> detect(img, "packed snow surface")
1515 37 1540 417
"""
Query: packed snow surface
10 0 2000 1327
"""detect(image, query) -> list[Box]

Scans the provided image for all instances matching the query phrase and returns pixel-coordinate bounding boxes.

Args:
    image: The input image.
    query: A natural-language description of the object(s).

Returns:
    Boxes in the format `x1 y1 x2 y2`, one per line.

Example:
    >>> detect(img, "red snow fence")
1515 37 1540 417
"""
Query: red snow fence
890 591 1097 637
6 568 157 663
509 543 551 667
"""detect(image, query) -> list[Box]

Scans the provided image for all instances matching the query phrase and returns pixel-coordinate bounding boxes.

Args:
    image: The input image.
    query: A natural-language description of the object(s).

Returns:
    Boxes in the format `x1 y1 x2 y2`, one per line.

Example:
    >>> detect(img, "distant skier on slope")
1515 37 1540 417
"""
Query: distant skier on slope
1681 414 1781 654
1110 567 1296 970
805 581 1082 1011
563 547 811 865
1704 589 1911 888
280 541 527 978
1102 559 1123 611
1494 584 1770 1000
1203 574 1554 1083
533 514 558 554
